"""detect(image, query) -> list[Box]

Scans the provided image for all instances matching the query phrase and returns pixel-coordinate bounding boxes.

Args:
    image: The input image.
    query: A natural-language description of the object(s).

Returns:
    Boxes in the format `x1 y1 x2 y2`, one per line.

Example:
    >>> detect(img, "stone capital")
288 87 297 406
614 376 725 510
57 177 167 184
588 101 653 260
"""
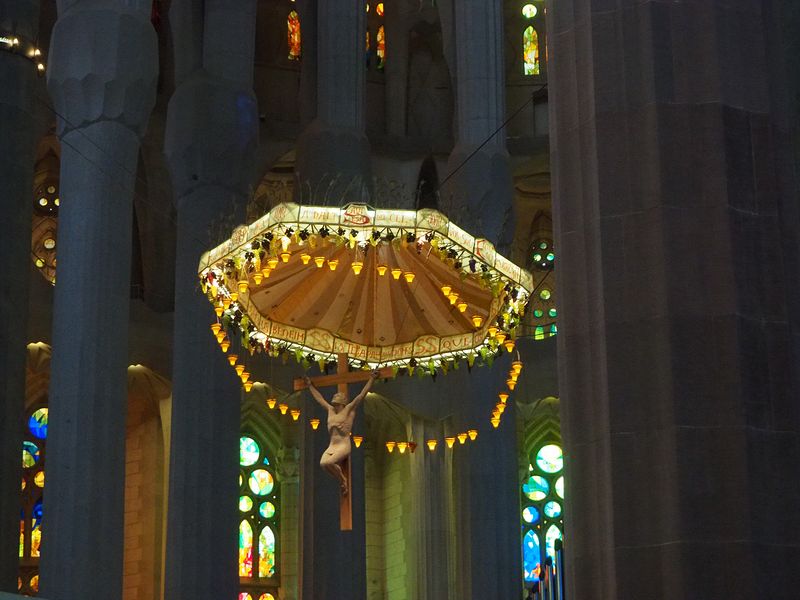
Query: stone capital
164 71 259 204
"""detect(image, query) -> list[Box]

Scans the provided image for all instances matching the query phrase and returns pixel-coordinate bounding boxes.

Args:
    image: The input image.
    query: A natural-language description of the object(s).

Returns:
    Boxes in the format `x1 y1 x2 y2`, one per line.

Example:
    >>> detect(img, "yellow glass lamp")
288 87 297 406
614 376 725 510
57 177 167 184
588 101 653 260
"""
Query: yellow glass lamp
216 331 226 344
509 370 519 382
353 435 364 448
214 304 224 317
386 441 396 453
391 268 402 280
267 257 279 269
506 378 517 391
267 397 277 409
253 273 263 285
377 264 388 276
290 409 301 421
504 339 515 352
487 325 498 338
310 418 320 430
278 403 289 415
512 360 523 374
351 260 364 275
403 272 415 283
235 364 246 377
222 296 232 309
261 268 272 279
496 402 506 414
397 441 408 454
492 408 501 419
457 302 468 313
228 354 238 366
300 253 311 264
471 315 483 328
468 429 478 441
314 256 326 268
220 340 230 353
426 439 438 451
448 293 459 305
496 331 507 344
457 433 467 444
490 417 501 428
498 392 509 403
328 259 339 271
445 437 455 448
280 251 291 263
237 280 248 295
211 323 222 336
441 285 452 296
229 292 238 302
240 371 250 384
243 381 254 392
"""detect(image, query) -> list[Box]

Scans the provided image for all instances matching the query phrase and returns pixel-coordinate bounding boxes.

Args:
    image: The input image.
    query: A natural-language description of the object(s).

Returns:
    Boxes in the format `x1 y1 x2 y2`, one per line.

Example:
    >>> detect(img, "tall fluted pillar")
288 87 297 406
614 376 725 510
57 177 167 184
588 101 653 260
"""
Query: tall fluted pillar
441 0 513 247
295 0 370 196
162 2 258 599
548 1 800 597
38 3 157 599
277 447 301 600
0 0 41 591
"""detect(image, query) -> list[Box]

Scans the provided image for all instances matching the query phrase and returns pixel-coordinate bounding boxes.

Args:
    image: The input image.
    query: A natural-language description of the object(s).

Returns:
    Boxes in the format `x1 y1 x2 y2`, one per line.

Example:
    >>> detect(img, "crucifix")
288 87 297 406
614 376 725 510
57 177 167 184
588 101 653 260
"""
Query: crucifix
294 354 394 530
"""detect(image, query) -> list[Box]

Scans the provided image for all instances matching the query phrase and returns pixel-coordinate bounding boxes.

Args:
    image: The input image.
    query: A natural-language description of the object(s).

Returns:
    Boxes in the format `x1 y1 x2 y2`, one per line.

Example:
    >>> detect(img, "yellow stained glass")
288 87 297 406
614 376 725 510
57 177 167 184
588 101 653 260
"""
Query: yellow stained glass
376 3 384 16
377 25 386 68
31 522 41 558
523 26 540 75
239 520 253 576
19 520 23 558
288 11 301 60
258 526 276 577
34 471 45 488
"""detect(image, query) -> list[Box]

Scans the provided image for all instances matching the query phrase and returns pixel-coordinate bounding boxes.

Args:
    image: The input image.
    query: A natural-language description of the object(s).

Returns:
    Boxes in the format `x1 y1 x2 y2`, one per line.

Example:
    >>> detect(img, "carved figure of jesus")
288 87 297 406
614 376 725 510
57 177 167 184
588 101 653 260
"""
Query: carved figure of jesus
304 370 379 495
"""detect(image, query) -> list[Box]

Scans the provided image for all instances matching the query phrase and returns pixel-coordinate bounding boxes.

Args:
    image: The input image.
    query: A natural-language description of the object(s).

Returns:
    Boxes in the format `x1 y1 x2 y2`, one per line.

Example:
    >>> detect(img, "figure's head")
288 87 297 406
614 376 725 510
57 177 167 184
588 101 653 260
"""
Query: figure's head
331 392 347 407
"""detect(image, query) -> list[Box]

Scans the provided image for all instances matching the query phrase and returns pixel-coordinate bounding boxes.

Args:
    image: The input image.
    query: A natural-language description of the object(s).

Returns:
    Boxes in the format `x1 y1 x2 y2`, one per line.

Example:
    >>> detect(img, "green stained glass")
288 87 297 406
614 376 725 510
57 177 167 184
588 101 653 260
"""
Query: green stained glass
258 526 276 577
240 436 260 466
550 324 558 335
534 325 546 340
539 289 551 300
534 309 544 318
539 241 548 250
533 253 542 262
522 506 540 524
547 252 555 261
239 520 253 577
545 524 562 561
239 496 253 512
548 308 557 318
555 476 564 499
523 26 540 75
248 469 274 496
522 475 549 501
22 442 39 468
522 4 537 18
260 501 276 519
536 444 563 473
544 501 562 518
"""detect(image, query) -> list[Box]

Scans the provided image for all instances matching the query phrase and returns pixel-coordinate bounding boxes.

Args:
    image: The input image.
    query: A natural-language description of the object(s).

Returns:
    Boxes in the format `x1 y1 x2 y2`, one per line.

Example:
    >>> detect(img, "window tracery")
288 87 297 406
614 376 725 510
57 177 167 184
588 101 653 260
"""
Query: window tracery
18 406 48 596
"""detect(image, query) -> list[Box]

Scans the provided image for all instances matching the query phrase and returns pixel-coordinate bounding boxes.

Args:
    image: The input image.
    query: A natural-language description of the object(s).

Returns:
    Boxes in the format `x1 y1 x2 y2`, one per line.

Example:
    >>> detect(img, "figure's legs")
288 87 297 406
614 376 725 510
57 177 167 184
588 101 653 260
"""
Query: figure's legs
321 452 349 495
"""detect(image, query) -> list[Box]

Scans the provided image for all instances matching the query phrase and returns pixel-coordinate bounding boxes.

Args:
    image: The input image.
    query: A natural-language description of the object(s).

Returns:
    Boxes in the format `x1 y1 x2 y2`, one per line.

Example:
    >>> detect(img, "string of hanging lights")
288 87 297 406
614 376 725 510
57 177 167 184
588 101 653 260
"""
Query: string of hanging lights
0 33 46 74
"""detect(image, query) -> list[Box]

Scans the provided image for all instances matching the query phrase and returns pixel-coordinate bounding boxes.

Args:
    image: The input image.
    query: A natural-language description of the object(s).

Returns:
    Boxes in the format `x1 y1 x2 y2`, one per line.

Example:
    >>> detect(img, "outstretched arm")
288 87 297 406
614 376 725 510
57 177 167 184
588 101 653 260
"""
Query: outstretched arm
305 377 333 411
349 370 380 410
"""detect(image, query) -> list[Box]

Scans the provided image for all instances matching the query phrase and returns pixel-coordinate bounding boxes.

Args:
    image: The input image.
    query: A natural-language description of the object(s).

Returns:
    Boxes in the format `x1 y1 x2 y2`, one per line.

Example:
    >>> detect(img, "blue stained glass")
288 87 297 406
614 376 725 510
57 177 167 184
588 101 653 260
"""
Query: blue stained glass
522 475 549 501
32 499 43 528
522 506 540 524
523 530 541 582
28 408 48 439
22 442 40 468
544 501 562 519
545 524 562 562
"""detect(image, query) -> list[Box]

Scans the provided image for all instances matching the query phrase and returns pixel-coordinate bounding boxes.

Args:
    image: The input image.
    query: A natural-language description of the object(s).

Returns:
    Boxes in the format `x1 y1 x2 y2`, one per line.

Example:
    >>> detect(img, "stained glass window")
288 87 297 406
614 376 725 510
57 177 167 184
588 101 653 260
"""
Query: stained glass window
521 442 564 583
524 26 540 75
20 406 47 595
287 11 301 60
522 4 538 18
376 3 384 16
377 25 386 69
239 431 279 598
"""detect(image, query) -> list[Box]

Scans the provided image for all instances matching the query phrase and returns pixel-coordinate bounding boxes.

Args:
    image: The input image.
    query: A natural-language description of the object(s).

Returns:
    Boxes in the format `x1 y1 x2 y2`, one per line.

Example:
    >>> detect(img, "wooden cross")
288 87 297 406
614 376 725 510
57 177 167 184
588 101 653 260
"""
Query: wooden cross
293 354 394 530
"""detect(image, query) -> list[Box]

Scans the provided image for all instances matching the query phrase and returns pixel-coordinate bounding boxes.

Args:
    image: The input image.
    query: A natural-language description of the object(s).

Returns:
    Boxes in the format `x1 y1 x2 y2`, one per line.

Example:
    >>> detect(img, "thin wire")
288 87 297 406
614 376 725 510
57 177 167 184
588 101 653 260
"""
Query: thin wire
438 84 547 191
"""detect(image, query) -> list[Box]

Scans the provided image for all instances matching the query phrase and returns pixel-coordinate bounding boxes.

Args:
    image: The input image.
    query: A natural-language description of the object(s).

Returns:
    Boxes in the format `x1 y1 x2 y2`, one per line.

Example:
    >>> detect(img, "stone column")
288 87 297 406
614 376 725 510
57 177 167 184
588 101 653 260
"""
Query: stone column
447 364 521 599
295 0 370 196
162 2 259 599
300 396 367 600
548 1 800 598
441 0 513 248
38 3 157 600
0 0 40 591
383 2 409 138
276 447 300 600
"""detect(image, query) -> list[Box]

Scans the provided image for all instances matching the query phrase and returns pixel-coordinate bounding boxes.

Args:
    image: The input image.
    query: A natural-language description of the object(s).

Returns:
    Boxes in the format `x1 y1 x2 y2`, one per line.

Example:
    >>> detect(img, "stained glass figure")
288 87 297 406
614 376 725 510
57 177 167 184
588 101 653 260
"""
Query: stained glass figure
523 26 540 75
522 475 549 501
248 469 274 496
239 520 254 576
287 11 301 60
22 442 40 468
240 436 260 466
377 25 386 69
536 444 563 473
258 526 276 577
523 530 541 582
28 408 48 439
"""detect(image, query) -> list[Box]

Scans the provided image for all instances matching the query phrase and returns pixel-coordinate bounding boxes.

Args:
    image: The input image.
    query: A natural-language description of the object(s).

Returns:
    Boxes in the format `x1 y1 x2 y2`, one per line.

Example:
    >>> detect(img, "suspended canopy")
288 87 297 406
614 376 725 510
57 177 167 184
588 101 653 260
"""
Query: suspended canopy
198 203 533 371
